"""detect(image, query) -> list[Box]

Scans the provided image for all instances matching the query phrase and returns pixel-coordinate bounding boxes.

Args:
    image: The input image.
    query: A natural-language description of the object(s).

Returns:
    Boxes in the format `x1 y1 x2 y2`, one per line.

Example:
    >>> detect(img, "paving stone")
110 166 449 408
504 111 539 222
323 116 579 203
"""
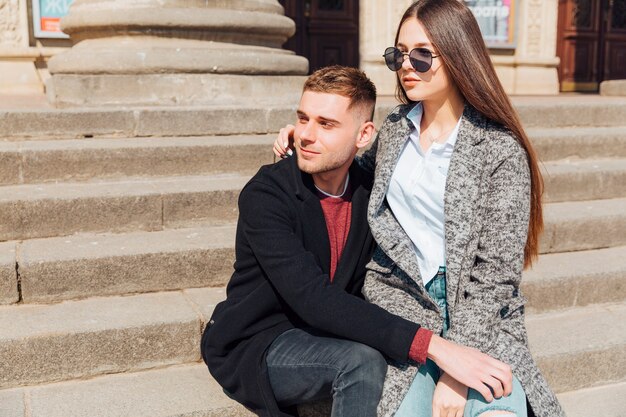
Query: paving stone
600 80 626 96
558 381 626 417
0 174 249 240
0 142 20 185
523 246 626 313
14 135 275 184
0 291 201 389
19 226 235 302
0 108 136 139
527 303 626 392
0 242 17 305
542 158 626 203
135 106 276 137
26 364 253 417
0 388 24 417
183 287 228 330
528 126 626 161
541 198 626 254
515 97 626 128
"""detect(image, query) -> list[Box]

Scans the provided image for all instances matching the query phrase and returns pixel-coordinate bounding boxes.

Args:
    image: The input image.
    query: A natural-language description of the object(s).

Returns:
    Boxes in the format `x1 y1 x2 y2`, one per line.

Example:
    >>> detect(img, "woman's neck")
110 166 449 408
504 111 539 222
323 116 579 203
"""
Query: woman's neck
420 91 465 133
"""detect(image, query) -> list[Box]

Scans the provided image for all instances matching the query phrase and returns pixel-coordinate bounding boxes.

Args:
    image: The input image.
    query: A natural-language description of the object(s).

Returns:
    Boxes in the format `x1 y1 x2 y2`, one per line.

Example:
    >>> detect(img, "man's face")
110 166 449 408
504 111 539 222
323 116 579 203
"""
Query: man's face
294 91 361 176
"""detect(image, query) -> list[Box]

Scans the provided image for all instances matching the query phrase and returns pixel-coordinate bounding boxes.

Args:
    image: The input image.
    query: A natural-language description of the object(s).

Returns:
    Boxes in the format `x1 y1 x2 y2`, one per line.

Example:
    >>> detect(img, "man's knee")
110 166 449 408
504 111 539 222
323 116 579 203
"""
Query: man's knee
341 343 387 381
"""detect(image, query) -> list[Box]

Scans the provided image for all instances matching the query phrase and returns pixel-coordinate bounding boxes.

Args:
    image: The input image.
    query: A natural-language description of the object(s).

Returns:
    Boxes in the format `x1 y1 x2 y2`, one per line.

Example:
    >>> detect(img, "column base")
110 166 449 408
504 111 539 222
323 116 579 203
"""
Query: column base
47 73 307 107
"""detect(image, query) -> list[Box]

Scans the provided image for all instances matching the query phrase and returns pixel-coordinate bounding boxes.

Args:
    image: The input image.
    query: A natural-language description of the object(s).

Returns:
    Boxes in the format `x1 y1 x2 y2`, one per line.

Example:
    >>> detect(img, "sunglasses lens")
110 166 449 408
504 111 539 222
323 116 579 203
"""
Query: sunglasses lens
409 48 432 72
384 47 403 71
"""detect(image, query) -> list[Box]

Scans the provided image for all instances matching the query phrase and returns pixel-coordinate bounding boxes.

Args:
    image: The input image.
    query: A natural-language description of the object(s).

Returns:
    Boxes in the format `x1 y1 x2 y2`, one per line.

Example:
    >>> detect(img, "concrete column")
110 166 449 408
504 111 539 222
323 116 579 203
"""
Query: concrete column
47 0 309 107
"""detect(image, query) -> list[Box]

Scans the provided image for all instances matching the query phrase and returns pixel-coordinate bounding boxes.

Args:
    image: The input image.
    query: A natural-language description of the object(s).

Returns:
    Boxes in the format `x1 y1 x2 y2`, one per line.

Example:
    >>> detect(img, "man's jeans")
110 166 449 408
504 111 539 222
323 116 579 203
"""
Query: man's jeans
266 327 387 417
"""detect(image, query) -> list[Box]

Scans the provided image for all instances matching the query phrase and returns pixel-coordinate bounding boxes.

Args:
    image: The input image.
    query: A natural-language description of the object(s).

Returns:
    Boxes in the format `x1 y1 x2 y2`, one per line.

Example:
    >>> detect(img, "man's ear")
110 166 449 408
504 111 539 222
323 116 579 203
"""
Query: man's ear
356 121 376 149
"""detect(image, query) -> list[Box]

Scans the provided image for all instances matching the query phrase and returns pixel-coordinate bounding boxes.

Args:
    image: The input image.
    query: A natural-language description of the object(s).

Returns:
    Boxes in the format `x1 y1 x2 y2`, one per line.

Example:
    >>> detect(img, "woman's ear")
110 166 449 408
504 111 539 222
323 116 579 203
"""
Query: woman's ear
356 121 376 149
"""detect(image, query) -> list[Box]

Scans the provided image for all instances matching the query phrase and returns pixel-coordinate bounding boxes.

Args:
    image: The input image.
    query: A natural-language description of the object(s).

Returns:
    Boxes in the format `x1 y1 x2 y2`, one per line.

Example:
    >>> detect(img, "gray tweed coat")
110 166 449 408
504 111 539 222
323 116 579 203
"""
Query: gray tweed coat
360 104 565 417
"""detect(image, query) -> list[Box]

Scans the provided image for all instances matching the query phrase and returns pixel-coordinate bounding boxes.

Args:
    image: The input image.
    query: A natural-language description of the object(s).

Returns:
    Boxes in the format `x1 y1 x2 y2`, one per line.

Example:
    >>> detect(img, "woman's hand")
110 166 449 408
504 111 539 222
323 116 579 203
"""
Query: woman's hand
273 124 296 158
428 334 512 402
432 372 468 417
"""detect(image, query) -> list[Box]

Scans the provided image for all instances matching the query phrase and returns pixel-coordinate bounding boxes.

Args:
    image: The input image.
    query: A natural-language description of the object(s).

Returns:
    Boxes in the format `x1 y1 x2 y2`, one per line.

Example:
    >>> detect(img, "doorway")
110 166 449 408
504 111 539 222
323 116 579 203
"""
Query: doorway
279 0 360 73
557 0 626 92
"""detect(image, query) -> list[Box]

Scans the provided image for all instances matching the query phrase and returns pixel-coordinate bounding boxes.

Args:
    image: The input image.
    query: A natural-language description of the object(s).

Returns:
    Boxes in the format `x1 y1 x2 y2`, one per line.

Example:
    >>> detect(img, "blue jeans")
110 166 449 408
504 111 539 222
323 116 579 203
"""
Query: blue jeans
266 327 387 417
395 269 528 417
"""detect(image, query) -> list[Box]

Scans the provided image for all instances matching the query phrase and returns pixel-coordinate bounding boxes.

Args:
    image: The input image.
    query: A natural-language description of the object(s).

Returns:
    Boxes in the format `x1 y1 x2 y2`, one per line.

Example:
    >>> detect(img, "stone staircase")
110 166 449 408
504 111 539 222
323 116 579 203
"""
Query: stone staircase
0 96 625 417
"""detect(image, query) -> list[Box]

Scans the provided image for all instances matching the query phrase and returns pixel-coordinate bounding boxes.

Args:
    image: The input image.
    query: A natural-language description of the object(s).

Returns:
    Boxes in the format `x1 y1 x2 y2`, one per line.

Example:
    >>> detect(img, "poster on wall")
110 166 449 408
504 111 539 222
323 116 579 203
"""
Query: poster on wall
32 0 75 38
464 0 517 49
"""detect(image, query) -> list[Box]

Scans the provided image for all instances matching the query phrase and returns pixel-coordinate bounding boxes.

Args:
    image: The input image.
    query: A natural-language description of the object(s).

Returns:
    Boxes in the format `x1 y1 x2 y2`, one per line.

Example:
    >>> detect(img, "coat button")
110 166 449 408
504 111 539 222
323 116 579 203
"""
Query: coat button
499 306 509 318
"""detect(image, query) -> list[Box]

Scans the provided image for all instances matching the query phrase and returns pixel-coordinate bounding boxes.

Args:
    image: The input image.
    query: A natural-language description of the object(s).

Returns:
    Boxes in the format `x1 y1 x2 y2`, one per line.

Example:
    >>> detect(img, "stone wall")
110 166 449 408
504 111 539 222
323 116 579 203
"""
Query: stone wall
360 0 561 96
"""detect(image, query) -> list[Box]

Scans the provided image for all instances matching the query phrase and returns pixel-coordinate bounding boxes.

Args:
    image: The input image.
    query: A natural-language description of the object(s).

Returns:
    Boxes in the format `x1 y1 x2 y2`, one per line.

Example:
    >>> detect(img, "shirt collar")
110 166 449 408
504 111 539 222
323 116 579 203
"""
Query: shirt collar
406 102 460 150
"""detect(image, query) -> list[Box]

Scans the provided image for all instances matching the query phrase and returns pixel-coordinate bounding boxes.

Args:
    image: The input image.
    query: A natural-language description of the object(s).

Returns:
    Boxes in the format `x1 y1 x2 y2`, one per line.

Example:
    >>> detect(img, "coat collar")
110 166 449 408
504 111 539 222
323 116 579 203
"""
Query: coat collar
368 103 488 310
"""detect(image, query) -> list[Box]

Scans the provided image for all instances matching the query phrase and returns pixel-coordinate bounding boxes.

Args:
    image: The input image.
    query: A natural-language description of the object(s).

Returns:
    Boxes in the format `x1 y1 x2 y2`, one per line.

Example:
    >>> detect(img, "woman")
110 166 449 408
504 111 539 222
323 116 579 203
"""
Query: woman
275 1 564 416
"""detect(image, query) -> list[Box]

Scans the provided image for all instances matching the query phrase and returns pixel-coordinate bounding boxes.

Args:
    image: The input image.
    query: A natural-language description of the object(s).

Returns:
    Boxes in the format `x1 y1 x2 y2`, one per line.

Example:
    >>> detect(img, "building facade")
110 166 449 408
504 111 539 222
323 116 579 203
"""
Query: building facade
1 0 624 98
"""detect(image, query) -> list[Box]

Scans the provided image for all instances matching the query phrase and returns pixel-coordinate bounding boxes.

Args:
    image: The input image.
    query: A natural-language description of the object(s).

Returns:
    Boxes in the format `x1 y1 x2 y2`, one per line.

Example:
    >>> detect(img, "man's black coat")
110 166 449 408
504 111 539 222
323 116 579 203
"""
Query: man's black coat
201 156 421 417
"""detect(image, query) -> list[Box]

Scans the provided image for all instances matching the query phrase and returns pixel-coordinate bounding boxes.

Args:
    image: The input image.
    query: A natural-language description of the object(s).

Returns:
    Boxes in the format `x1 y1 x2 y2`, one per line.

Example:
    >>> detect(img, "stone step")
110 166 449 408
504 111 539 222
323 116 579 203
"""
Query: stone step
1 365 623 417
542 158 626 203
522 246 626 313
528 126 626 162
541 197 626 254
0 176 624 245
0 174 249 241
0 105 296 140
1 293 623 397
17 226 236 304
7 212 626 305
0 288 224 389
0 135 275 185
512 95 626 129
557 381 626 417
2 96 625 139
4 204 626 305
527 302 626 393
0 364 252 417
1 136 624 206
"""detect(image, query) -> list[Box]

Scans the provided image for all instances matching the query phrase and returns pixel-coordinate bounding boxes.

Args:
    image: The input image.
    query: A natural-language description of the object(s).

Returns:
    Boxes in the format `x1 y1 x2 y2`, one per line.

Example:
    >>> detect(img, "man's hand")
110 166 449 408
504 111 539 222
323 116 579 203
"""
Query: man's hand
428 334 512 402
273 124 295 158
432 372 468 417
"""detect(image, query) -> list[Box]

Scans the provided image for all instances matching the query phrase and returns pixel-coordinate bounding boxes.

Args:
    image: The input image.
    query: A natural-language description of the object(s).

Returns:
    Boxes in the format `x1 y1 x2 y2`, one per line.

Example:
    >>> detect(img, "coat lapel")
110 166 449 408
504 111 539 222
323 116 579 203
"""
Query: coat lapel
332 164 372 290
291 158 331 277
367 105 426 290
443 105 488 312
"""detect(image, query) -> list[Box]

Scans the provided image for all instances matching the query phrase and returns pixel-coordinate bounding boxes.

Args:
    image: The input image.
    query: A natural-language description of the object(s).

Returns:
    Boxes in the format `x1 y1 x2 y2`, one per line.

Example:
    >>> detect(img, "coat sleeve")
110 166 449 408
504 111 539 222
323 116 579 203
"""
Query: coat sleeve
238 179 420 362
444 143 531 352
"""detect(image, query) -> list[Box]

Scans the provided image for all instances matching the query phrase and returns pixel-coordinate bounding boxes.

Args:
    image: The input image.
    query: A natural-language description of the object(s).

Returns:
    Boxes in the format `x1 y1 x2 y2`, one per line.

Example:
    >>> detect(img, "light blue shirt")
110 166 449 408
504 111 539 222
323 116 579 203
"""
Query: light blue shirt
386 102 462 285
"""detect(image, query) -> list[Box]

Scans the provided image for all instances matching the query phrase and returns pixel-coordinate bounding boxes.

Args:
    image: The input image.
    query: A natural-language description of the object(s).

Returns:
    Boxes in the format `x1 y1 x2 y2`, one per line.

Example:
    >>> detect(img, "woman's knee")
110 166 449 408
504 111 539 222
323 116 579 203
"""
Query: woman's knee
476 412 516 417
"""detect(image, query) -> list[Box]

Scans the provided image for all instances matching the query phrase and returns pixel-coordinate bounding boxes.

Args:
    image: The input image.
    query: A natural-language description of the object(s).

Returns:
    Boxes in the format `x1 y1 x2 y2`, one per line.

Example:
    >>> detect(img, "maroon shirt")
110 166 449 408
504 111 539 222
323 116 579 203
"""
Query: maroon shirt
318 184 352 282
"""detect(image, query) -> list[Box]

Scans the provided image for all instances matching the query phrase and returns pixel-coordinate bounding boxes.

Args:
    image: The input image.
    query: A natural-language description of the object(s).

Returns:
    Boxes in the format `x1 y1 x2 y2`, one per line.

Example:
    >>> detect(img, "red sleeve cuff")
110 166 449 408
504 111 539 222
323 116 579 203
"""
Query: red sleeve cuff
408 328 433 365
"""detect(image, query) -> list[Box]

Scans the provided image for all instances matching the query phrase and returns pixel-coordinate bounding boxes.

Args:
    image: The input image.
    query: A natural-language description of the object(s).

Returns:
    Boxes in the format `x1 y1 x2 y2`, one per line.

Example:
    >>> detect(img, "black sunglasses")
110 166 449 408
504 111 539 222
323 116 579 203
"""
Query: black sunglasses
383 46 440 73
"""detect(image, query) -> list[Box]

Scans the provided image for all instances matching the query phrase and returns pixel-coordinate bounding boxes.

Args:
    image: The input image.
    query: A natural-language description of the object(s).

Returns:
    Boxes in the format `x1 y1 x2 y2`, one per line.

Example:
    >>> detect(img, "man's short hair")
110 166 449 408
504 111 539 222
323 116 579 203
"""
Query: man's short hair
303 65 377 122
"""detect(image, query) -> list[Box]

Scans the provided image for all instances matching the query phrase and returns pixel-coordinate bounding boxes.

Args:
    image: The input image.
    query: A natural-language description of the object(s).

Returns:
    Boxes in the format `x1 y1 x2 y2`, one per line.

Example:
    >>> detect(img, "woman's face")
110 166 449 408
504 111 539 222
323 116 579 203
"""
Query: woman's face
396 17 455 103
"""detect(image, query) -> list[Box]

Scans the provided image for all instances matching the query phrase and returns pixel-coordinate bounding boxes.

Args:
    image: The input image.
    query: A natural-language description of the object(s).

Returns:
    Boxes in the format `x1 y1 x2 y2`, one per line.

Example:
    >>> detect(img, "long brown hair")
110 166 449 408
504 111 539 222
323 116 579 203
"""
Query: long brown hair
395 0 543 268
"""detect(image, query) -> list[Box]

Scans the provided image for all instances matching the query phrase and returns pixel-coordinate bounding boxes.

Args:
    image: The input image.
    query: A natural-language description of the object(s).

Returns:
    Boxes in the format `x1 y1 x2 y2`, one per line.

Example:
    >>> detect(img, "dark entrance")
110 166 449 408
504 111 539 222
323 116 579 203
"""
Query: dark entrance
279 0 360 73
557 0 626 92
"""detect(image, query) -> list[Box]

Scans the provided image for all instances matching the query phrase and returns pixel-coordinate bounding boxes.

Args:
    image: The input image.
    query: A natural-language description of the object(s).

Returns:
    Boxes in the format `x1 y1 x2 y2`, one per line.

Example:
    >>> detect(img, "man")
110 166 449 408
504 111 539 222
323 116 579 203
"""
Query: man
201 66 512 417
